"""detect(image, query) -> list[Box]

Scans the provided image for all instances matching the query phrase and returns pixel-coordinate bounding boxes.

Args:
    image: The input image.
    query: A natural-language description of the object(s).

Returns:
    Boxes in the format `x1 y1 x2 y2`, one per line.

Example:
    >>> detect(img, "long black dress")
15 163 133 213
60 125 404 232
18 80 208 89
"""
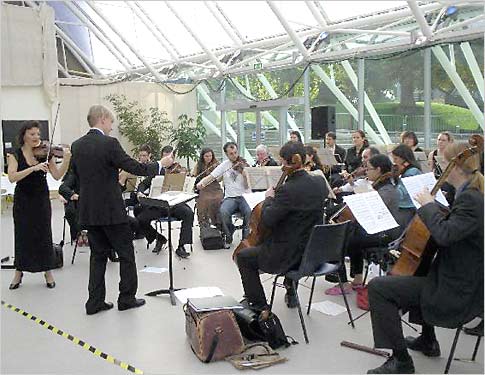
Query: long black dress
13 149 55 272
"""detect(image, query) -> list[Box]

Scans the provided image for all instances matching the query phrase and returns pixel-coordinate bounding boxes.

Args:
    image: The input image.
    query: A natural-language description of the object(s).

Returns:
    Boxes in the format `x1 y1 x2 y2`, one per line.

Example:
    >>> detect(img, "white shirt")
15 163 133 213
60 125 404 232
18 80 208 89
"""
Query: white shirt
211 160 251 198
340 178 373 193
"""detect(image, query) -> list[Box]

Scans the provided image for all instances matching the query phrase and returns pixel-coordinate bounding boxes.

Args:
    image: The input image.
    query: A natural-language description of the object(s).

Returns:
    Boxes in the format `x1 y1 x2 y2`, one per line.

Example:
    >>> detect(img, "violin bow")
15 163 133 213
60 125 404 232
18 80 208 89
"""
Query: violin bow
45 103 61 163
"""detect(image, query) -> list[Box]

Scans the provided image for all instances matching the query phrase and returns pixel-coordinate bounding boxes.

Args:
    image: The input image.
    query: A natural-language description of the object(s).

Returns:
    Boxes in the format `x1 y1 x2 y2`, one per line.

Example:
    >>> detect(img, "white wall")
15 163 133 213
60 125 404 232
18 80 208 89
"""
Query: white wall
58 80 197 155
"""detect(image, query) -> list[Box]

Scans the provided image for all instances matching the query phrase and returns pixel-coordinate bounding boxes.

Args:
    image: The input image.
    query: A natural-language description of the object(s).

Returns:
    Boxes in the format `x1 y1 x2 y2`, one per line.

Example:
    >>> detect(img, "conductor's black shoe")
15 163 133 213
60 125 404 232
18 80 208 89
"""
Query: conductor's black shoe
405 335 441 357
86 302 114 315
464 321 484 337
108 250 119 262
175 246 190 259
367 356 415 374
153 235 168 254
118 298 146 311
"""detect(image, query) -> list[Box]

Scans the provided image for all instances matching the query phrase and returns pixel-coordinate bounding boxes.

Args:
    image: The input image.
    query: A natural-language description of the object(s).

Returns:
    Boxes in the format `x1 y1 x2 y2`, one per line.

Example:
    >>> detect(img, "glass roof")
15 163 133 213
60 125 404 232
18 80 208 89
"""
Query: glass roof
34 1 485 81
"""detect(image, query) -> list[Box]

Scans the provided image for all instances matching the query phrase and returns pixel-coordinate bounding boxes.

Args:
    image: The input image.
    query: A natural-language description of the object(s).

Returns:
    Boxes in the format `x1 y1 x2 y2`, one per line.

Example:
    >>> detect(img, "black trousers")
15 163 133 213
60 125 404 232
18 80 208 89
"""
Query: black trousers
368 275 428 350
64 202 81 240
135 203 194 247
85 223 138 310
236 245 294 310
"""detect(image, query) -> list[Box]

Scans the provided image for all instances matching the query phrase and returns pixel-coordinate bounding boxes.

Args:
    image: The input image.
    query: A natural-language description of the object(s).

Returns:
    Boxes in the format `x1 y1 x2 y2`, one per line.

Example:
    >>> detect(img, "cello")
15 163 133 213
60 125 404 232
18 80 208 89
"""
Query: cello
390 144 482 276
232 154 302 262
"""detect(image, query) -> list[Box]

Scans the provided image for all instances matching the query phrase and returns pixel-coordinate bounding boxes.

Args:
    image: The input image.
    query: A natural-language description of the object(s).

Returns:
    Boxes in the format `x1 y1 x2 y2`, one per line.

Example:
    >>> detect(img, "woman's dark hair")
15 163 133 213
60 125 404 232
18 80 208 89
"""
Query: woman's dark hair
18 121 41 147
353 130 369 148
138 144 152 154
196 147 217 174
369 154 393 174
439 131 453 142
304 145 323 170
280 141 306 165
392 144 421 170
161 145 174 155
400 131 419 147
290 130 302 143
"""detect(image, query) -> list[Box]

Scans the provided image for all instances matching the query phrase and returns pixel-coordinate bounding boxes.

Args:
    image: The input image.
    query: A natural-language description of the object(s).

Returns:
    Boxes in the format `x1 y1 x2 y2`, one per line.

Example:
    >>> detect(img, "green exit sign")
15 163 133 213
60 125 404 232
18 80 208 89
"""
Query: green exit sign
254 62 263 70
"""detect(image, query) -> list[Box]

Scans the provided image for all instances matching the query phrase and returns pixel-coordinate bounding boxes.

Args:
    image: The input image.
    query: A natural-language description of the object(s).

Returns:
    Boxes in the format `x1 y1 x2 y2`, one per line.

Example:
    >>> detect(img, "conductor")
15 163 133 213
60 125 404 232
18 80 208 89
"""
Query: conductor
71 105 172 315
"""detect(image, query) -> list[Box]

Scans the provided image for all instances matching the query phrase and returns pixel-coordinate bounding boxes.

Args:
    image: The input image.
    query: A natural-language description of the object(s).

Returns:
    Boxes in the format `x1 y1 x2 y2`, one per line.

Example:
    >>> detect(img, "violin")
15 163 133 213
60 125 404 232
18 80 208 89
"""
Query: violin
232 156 249 173
193 161 218 193
33 140 65 162
165 162 186 174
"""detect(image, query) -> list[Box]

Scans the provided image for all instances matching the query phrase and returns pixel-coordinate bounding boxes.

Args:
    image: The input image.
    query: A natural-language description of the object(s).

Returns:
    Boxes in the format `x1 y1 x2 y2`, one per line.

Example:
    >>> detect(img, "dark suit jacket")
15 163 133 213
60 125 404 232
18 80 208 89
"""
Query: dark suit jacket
418 186 484 328
331 144 347 174
59 169 79 201
71 129 159 226
258 170 327 274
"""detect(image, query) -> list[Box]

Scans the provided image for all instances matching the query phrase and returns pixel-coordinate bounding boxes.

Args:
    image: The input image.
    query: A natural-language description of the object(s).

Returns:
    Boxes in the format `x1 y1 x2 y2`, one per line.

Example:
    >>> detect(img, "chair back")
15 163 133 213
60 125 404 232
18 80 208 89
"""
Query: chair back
293 221 351 278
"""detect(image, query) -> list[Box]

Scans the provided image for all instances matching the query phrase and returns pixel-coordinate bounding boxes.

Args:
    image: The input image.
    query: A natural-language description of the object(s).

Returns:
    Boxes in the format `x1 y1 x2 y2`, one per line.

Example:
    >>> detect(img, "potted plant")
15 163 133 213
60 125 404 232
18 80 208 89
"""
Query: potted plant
169 113 206 170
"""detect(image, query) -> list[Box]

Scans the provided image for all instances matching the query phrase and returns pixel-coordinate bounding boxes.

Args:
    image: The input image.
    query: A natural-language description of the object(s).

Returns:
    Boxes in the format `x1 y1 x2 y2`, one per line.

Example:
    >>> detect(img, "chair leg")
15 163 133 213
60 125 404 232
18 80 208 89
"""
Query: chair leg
293 280 309 344
71 233 80 265
307 276 317 315
337 274 355 328
269 275 279 310
445 327 462 374
471 335 482 361
62 218 66 244
362 264 369 285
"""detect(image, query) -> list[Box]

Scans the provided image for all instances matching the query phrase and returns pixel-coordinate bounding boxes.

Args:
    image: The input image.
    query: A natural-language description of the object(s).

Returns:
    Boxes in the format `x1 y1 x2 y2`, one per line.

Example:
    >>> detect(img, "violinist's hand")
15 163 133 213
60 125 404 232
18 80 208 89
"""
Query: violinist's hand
415 188 434 206
265 187 275 198
340 170 350 180
160 153 174 168
63 147 71 160
71 193 79 201
32 162 49 173
196 182 203 191
137 192 147 199
333 187 341 194
59 195 68 204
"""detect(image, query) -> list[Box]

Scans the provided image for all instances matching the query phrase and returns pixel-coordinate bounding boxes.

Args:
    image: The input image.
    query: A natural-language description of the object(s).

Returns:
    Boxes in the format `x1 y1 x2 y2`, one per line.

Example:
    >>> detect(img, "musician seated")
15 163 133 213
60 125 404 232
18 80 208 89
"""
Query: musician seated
197 142 251 248
134 145 193 258
325 155 402 295
304 145 324 172
391 145 422 226
192 147 223 229
367 143 483 374
59 169 120 261
119 144 152 208
252 144 278 167
325 131 346 175
236 141 327 312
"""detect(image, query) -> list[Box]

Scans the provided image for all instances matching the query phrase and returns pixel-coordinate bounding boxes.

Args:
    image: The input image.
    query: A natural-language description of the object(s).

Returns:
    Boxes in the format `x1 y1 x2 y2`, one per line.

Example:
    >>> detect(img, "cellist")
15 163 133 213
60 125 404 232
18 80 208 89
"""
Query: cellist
367 142 484 374
236 141 327 313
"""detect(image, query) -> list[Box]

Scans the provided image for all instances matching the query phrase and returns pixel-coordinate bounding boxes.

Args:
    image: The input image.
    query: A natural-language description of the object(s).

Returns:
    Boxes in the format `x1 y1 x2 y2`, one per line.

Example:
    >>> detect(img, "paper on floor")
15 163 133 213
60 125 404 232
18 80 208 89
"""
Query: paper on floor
309 300 347 316
139 267 168 274
174 286 224 304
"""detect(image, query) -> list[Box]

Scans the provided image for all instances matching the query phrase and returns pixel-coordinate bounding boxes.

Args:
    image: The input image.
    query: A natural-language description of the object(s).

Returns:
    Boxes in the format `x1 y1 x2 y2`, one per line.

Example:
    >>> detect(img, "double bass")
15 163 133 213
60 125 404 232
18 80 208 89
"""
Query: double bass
390 144 482 276
232 154 302 262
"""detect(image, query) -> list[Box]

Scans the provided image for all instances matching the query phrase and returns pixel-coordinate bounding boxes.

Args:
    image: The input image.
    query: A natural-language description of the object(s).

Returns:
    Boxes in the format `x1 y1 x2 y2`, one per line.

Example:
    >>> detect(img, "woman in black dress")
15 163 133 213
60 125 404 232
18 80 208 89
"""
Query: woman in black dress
7 121 71 289
344 130 369 174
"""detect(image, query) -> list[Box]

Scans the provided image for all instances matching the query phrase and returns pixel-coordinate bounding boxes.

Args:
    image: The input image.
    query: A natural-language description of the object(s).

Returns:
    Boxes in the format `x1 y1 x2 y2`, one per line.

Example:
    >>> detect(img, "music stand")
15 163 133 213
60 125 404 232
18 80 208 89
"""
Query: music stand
139 192 197 306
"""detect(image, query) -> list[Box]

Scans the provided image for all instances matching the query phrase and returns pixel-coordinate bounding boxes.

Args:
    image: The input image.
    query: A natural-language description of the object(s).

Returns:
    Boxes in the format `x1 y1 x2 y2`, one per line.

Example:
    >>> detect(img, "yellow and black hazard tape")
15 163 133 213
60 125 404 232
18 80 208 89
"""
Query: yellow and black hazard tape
1 300 144 374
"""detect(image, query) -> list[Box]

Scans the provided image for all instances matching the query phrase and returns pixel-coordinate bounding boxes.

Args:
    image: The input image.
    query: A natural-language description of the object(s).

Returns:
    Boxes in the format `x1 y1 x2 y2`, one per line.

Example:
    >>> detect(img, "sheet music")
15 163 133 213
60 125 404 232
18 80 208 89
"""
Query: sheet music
266 167 283 187
343 191 399 234
150 191 198 206
318 148 339 166
174 287 224 304
245 167 268 190
149 176 164 197
401 172 449 208
243 191 266 210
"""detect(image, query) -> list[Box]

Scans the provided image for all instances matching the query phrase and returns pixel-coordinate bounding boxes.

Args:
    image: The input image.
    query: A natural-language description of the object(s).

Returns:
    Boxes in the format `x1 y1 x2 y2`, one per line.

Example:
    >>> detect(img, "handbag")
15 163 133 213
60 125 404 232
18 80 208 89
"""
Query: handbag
184 304 245 363
234 307 297 349
53 241 64 269
199 226 224 250
226 342 287 370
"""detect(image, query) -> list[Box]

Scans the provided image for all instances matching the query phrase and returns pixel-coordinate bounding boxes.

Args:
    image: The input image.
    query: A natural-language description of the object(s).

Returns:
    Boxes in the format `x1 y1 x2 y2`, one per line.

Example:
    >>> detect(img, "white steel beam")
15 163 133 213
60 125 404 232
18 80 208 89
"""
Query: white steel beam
266 1 310 59
204 1 242 47
434 14 485 35
432 46 484 129
406 0 433 39
164 1 226 73
305 0 327 27
256 74 301 137
311 65 384 145
87 2 166 83
460 42 484 101
57 62 71 77
340 60 393 143
213 2 247 44
313 1 332 25
63 1 131 70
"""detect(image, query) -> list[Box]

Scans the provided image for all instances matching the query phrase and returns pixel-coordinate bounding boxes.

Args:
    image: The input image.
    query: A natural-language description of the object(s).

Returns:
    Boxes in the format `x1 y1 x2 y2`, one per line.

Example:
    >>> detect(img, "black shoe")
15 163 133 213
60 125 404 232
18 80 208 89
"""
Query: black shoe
405 335 441 357
284 292 298 309
118 298 146 311
226 233 233 245
86 302 114 315
175 246 190 259
464 321 484 337
9 272 23 290
108 250 119 262
44 273 56 289
153 236 168 254
367 356 415 374
325 273 339 283
134 232 145 240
